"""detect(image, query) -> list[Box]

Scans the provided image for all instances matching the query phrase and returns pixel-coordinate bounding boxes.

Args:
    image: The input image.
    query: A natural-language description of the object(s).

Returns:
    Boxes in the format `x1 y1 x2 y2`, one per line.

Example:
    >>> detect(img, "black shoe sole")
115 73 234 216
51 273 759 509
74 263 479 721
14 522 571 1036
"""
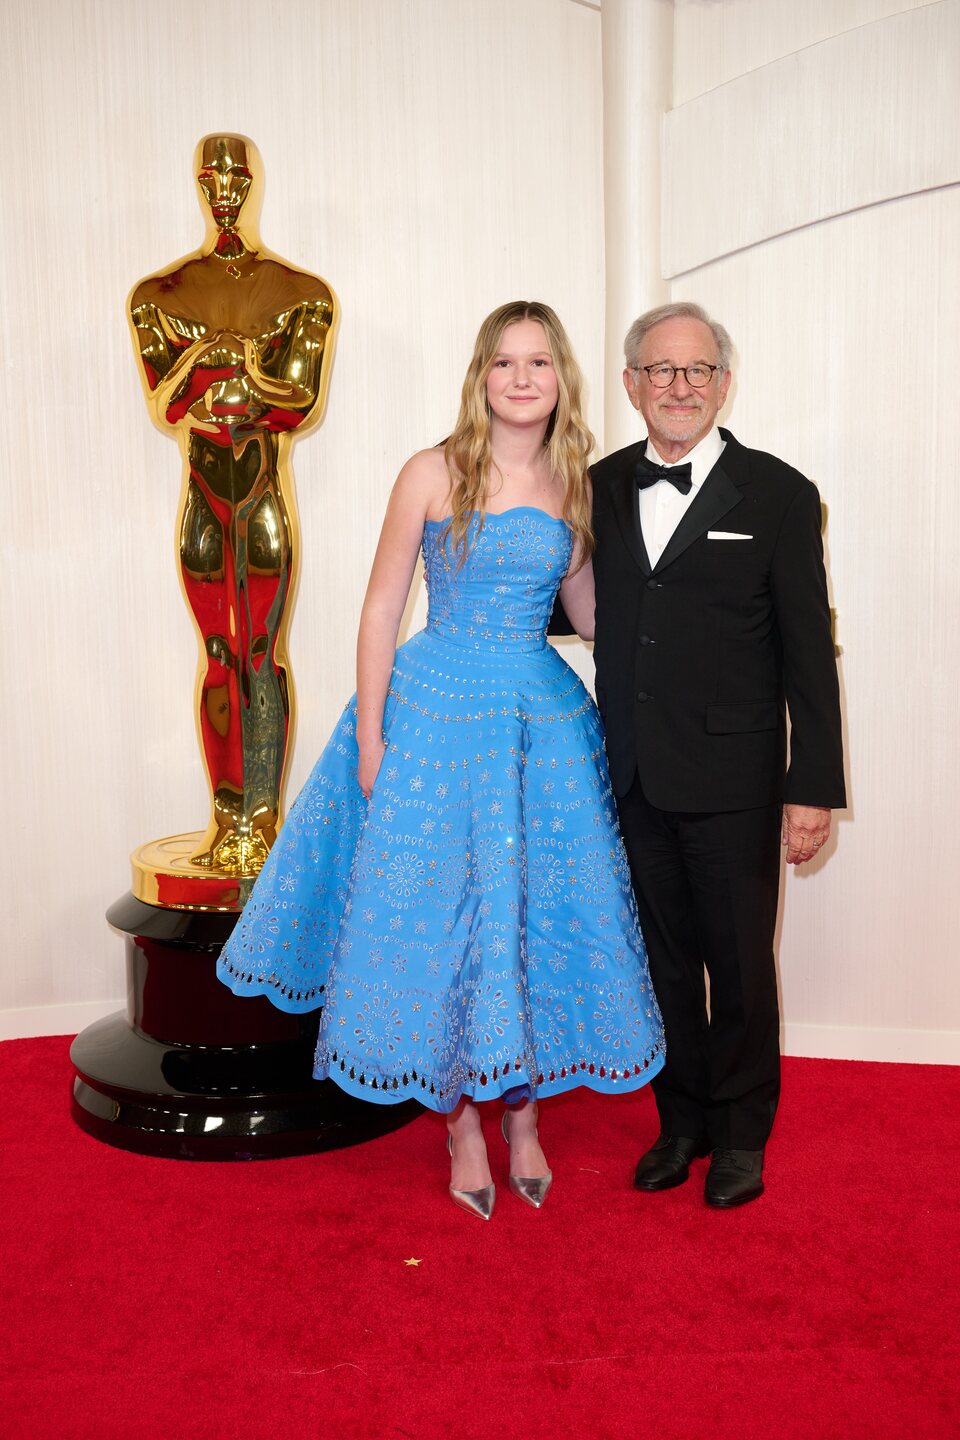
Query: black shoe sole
704 1183 764 1208
634 1168 692 1192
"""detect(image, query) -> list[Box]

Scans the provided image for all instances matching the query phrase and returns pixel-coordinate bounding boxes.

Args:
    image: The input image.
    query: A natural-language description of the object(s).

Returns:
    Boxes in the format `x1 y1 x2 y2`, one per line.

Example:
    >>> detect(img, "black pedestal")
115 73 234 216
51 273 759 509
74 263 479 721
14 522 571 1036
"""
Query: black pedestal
70 893 420 1159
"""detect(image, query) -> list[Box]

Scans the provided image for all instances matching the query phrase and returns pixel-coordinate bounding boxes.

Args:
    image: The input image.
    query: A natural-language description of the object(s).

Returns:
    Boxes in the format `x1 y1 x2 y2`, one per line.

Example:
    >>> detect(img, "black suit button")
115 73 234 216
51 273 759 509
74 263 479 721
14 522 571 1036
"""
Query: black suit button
639 635 653 646
646 579 661 590
636 691 651 703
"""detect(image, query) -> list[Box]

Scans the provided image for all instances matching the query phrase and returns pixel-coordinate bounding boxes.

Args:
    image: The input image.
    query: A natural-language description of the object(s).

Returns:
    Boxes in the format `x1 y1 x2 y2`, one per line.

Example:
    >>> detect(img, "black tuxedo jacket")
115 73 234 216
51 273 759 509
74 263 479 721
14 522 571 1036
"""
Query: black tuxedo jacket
581 428 846 812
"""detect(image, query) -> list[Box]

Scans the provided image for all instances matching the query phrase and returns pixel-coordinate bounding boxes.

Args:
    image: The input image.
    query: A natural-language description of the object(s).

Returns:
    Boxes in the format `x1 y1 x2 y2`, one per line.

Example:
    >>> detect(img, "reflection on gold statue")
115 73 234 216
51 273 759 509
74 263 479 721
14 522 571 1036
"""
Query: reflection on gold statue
128 134 337 900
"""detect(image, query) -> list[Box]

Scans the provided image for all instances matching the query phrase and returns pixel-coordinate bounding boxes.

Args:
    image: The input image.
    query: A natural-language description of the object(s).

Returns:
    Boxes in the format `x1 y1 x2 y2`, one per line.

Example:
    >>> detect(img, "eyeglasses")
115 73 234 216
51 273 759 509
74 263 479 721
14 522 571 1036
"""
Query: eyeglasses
631 364 721 389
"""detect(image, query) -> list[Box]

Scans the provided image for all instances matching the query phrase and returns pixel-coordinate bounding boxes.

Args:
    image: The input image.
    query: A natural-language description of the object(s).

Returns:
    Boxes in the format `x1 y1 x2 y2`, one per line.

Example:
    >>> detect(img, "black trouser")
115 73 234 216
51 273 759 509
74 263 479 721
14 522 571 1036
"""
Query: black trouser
617 778 783 1150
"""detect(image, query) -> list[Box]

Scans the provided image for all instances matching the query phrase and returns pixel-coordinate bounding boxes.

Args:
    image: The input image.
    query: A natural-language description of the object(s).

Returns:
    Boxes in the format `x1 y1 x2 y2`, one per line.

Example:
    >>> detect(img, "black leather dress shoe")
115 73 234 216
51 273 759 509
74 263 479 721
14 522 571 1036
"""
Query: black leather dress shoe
634 1134 710 1191
704 1148 765 1207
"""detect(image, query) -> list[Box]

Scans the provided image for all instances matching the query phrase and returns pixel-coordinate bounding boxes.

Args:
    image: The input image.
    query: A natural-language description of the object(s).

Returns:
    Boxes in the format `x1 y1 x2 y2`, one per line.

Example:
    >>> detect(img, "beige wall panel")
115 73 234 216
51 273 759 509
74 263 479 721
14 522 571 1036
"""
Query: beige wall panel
0 0 604 1028
673 0 934 105
662 0 960 1057
600 0 673 451
672 184 960 1050
664 1 959 276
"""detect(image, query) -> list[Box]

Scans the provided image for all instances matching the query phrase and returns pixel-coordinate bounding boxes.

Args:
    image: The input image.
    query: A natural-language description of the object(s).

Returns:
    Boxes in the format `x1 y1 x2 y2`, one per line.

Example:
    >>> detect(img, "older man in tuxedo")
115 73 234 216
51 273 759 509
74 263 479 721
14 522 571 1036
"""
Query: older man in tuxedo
588 302 845 1206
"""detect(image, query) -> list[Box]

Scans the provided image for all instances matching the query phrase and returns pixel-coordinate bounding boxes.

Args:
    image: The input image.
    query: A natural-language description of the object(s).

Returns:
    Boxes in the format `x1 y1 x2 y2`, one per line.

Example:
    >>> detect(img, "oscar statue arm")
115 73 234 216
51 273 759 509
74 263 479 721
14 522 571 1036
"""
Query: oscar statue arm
130 298 246 426
243 294 337 421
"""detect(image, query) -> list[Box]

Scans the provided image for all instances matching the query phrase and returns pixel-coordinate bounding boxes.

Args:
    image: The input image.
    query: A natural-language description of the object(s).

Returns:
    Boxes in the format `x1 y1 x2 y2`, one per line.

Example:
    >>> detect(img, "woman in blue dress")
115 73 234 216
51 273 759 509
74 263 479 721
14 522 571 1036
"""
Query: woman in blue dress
217 301 664 1218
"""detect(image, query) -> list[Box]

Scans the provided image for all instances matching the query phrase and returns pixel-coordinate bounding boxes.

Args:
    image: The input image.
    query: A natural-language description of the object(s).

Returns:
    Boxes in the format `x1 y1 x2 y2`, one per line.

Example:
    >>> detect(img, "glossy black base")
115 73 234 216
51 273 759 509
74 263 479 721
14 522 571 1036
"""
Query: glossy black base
70 893 420 1160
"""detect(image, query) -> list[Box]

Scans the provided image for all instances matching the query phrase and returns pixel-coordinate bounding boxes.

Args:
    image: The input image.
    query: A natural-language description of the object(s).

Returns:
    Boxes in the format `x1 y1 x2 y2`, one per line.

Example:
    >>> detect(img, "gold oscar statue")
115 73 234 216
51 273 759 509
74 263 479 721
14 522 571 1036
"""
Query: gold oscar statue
128 134 337 908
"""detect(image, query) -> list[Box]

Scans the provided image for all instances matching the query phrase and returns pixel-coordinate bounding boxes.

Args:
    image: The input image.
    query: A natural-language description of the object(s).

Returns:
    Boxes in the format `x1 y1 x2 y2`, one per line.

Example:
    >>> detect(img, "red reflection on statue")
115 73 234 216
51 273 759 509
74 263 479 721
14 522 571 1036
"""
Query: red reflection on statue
129 134 337 873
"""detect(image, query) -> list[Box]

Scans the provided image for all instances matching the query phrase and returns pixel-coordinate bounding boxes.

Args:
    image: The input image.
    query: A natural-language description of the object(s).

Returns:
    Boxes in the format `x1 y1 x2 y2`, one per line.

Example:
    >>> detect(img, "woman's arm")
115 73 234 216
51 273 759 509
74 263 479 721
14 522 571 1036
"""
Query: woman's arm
355 452 444 797
557 550 596 642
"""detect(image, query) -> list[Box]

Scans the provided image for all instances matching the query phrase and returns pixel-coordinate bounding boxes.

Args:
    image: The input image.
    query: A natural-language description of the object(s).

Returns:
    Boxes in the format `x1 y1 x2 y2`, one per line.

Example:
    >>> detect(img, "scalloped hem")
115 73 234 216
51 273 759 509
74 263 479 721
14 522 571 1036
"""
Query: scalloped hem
314 1046 665 1115
215 962 324 1014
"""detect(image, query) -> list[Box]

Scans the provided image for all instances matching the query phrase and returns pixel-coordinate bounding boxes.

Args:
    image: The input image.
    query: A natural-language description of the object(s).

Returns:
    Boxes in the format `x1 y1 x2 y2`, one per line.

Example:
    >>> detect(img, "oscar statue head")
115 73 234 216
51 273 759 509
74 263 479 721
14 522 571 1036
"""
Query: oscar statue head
194 134 264 253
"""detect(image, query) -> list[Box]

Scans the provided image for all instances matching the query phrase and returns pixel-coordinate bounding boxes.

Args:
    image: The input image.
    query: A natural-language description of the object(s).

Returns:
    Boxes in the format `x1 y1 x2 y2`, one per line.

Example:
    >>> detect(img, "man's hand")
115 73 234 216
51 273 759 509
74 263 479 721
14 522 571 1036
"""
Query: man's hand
782 804 831 865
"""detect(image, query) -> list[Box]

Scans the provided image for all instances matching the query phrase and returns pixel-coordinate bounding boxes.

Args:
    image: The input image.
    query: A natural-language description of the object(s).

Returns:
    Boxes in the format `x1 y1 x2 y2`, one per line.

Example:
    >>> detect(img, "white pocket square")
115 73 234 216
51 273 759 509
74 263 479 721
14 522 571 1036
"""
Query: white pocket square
708 531 753 540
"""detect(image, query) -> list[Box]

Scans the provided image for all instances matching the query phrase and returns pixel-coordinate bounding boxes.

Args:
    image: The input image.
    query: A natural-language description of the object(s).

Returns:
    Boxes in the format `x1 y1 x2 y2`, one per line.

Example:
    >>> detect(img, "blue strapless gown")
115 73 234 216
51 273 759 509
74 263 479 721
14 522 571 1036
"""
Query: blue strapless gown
217 509 665 1112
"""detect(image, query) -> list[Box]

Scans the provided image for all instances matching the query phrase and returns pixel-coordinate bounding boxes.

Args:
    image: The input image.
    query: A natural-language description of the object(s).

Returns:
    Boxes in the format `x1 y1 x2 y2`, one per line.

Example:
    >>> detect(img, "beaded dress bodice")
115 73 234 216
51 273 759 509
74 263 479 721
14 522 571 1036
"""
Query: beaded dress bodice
423 508 572 653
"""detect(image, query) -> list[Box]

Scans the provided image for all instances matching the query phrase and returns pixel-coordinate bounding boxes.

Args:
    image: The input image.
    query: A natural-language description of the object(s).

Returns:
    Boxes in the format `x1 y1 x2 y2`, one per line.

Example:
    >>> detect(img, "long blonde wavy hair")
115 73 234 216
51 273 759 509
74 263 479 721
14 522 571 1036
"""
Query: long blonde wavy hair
442 301 595 569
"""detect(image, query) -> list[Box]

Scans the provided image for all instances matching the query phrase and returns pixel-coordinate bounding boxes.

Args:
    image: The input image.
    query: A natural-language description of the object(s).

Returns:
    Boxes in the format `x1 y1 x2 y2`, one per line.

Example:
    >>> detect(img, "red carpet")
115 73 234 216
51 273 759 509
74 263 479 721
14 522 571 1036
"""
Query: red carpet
2 1038 958 1439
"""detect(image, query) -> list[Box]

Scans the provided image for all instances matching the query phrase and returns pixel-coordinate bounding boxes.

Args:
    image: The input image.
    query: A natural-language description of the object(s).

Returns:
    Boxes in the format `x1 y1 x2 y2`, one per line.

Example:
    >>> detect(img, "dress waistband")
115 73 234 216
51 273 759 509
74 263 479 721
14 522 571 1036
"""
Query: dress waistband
425 619 548 655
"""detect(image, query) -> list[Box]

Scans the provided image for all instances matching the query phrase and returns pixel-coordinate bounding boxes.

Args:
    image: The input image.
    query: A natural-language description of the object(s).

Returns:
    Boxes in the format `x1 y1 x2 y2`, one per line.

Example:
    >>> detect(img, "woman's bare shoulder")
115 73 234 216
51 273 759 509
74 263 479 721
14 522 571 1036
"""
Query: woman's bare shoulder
392 446 451 518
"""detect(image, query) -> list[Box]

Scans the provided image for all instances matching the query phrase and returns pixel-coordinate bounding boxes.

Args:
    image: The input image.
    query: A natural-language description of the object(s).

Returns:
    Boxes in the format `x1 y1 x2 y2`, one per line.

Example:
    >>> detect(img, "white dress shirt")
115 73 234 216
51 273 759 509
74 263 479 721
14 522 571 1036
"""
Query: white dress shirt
639 426 726 567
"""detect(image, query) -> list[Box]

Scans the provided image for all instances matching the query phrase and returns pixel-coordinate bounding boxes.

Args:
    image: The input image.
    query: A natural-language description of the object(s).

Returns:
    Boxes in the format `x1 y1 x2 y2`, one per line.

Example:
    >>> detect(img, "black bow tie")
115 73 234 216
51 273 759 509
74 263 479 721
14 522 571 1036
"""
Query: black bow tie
634 455 693 495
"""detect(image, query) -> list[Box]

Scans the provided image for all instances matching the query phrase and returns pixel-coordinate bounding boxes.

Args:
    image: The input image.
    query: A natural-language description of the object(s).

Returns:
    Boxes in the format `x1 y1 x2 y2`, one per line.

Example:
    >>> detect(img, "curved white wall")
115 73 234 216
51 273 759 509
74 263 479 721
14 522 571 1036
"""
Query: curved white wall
672 0 936 105
673 187 960 1061
665 1 960 276
664 0 960 1061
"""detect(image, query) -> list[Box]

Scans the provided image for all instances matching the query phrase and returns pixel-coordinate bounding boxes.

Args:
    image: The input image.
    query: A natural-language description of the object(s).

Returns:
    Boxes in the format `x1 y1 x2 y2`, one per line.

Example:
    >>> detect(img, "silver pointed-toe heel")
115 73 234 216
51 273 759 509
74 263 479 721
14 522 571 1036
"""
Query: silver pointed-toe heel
447 1132 495 1221
501 1110 553 1209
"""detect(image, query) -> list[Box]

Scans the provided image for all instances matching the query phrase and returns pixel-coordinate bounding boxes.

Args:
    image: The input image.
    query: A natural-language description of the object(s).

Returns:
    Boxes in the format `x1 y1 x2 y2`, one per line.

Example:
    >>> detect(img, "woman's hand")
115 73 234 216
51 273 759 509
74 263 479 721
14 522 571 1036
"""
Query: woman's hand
358 737 387 799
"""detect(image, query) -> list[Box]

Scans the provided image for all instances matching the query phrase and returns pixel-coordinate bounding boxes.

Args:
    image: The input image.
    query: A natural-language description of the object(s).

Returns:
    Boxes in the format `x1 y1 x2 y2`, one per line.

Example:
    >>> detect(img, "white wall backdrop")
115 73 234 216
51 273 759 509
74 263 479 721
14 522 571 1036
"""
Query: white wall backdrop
664 1 960 276
0 0 604 1035
664 0 960 1061
2 0 958 1063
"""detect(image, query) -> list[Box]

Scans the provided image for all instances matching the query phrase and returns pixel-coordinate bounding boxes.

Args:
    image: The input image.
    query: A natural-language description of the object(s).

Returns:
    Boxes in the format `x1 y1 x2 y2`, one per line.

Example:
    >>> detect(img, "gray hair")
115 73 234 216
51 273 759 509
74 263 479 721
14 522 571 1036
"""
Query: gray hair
624 302 733 372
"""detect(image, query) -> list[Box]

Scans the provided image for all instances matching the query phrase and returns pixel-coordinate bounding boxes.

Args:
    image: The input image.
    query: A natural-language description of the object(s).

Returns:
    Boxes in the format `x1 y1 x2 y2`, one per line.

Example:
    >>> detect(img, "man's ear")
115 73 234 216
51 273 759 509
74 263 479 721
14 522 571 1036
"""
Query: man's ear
623 368 641 410
719 368 733 407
